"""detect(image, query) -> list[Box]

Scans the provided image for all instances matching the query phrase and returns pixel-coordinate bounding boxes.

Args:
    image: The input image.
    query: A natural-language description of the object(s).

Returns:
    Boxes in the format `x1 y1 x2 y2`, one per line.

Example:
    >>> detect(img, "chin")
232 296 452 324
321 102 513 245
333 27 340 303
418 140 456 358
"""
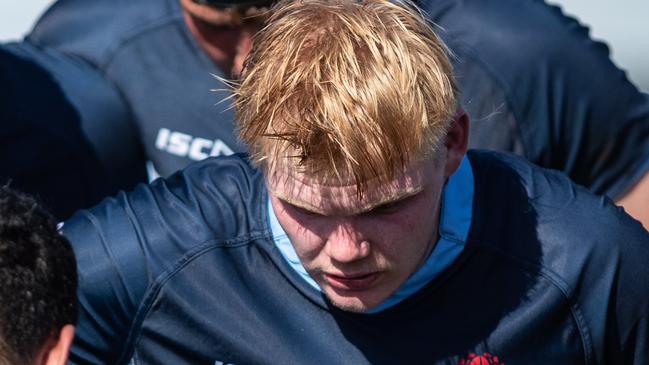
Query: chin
324 289 385 313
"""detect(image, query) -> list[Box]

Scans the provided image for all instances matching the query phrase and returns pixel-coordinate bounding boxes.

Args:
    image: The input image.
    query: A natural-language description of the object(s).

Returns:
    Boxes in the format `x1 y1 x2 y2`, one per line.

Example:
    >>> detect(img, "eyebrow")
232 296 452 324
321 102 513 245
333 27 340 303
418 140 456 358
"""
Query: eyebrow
274 186 424 216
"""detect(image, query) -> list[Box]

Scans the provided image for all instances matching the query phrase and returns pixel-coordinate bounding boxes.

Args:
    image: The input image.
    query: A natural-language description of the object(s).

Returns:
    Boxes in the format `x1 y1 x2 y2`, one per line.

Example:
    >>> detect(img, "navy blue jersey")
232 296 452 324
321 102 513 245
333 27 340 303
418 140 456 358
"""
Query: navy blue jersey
28 0 649 198
62 151 649 364
28 0 242 178
0 43 145 219
422 0 649 200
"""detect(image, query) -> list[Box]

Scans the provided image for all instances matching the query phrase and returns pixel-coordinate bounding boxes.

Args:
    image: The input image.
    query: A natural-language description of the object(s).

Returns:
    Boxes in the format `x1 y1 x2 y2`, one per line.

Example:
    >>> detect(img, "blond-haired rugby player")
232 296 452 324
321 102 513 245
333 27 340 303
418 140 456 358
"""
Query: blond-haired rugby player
62 1 649 363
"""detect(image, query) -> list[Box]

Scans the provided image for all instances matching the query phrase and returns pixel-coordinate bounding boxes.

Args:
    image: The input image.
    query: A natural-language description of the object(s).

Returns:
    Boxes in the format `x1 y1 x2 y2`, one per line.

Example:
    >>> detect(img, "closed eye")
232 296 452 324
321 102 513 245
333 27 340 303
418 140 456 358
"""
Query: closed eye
283 201 324 217
365 193 418 216
368 201 402 214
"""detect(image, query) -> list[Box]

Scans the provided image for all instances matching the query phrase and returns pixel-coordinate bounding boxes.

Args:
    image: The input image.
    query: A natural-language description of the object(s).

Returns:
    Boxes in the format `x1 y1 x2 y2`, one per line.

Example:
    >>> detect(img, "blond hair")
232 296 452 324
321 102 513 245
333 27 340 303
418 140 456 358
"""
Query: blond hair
234 0 457 192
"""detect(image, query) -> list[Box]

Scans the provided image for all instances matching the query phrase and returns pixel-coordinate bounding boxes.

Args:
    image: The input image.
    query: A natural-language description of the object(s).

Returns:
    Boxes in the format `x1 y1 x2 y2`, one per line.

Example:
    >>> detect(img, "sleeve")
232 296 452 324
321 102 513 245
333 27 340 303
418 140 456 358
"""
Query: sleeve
62 195 152 364
26 0 135 66
60 158 255 364
427 0 649 198
26 0 172 68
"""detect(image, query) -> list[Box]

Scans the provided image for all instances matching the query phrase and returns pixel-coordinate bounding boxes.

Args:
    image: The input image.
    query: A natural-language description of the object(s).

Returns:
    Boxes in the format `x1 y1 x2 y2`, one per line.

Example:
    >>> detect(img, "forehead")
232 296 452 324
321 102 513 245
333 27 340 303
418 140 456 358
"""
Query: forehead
266 159 436 215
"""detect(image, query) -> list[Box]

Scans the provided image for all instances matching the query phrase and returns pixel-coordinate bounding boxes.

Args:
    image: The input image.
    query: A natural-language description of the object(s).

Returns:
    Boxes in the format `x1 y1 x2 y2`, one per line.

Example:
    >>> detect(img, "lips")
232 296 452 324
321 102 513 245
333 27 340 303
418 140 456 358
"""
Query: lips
324 272 380 291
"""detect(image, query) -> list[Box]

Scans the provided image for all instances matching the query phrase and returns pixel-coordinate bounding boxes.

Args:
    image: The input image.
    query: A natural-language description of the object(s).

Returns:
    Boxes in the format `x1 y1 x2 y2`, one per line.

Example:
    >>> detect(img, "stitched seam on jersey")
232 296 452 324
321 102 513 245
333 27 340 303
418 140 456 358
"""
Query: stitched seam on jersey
119 163 269 363
121 232 272 358
77 211 117 361
113 190 187 365
260 187 272 237
473 243 594 364
78 208 145 365
468 151 593 362
117 193 156 364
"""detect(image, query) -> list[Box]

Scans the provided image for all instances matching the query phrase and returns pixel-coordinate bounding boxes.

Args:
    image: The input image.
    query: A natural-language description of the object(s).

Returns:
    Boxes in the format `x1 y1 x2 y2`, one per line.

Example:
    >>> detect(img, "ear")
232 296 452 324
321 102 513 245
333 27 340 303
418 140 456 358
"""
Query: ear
35 325 75 365
443 108 469 178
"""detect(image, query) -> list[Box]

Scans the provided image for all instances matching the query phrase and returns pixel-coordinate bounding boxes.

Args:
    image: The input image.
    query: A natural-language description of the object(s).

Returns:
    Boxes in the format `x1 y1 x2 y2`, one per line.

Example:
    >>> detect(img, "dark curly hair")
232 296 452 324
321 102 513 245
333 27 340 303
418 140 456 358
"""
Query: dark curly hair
0 186 77 365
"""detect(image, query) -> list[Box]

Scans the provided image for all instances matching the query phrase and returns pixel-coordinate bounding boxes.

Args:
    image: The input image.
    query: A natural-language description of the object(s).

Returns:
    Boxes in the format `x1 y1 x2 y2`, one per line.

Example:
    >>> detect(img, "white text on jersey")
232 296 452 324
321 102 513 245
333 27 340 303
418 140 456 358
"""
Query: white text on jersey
155 128 234 160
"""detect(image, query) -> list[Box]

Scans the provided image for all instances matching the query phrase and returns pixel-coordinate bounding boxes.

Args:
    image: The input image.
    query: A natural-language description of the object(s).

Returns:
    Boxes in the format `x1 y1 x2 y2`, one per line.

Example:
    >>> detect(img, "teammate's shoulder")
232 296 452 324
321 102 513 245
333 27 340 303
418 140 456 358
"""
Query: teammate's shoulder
425 0 618 90
426 0 600 50
28 0 182 66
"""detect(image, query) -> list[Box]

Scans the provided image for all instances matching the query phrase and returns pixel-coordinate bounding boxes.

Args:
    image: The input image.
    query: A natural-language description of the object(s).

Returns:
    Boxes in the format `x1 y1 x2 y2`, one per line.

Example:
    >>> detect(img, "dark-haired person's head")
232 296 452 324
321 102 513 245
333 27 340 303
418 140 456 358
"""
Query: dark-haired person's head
0 186 77 365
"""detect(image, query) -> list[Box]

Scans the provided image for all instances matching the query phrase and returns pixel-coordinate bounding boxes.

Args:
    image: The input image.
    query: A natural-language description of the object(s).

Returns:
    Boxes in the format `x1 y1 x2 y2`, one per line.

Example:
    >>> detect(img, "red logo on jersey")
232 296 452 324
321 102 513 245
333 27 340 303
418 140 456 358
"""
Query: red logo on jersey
458 352 504 365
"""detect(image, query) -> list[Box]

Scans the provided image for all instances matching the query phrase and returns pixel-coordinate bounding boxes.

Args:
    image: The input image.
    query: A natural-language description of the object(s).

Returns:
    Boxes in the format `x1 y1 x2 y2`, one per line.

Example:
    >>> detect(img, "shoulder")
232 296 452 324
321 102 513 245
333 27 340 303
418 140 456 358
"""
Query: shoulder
63 155 268 277
426 0 615 75
467 149 649 303
468 149 648 250
27 0 183 67
468 150 649 361
62 155 269 364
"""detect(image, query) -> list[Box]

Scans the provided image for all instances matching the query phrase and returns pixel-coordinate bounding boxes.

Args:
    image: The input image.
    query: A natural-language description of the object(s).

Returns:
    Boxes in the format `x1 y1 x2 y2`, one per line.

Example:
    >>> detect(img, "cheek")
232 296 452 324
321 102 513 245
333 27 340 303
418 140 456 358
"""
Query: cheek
277 213 328 264
362 199 438 260
362 214 424 256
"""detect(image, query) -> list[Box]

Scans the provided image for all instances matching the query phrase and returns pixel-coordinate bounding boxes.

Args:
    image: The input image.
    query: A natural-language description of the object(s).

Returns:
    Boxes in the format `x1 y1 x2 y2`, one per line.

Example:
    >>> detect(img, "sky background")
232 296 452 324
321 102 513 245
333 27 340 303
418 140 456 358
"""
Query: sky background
0 0 647 91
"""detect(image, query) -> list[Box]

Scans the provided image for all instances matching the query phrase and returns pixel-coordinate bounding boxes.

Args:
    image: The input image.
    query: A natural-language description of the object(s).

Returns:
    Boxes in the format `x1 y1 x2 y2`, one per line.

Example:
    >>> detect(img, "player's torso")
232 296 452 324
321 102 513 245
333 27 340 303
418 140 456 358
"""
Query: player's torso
128 242 587 365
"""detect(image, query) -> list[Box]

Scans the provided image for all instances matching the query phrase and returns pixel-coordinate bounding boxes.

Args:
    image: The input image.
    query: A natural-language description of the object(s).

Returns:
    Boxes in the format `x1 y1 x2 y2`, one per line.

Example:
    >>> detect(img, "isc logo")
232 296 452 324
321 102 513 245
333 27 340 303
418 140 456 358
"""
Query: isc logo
155 128 234 161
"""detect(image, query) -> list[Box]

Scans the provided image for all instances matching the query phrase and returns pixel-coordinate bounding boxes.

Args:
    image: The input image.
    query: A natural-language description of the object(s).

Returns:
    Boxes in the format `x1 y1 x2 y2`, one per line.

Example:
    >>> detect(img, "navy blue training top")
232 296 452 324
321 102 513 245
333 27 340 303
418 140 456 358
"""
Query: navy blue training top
421 0 649 199
62 150 649 364
28 0 241 178
28 0 649 199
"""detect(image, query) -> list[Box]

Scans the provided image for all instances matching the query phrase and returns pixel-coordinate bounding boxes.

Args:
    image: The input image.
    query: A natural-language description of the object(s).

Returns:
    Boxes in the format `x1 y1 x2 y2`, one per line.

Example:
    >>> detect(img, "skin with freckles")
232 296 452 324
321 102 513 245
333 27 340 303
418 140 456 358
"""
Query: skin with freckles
267 114 469 312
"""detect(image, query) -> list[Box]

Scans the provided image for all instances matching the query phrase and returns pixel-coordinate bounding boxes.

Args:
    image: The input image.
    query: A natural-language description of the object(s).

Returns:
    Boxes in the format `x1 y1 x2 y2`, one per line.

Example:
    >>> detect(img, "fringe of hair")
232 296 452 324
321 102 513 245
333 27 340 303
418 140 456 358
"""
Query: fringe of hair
233 0 458 193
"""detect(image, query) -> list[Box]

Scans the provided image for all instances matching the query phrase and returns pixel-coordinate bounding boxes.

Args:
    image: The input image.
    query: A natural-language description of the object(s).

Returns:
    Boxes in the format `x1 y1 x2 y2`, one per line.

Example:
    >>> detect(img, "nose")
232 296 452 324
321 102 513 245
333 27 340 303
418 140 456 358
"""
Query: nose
324 221 371 263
